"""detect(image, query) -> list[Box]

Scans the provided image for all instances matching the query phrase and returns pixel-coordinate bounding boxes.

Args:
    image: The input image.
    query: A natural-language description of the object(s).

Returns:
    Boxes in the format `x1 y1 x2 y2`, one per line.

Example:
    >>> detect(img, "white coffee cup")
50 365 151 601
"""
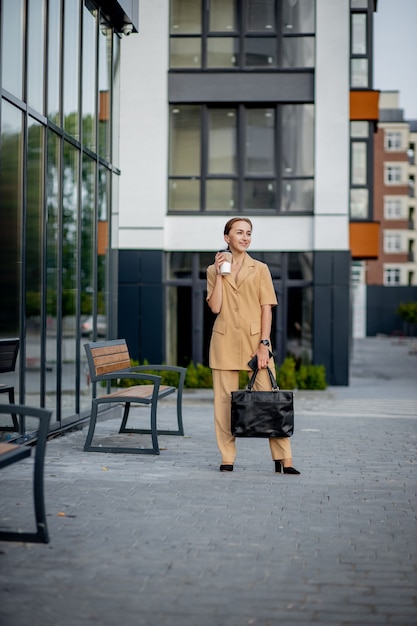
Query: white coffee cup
220 250 232 275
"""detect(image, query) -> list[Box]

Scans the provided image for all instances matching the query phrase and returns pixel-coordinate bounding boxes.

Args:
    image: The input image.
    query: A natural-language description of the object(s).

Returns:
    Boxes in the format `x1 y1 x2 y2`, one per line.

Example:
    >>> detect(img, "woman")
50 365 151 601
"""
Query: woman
206 217 300 475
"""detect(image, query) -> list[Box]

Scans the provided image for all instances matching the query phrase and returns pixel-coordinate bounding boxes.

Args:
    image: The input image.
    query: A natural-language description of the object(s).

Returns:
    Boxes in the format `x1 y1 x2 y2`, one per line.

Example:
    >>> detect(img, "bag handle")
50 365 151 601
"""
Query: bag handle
246 366 279 392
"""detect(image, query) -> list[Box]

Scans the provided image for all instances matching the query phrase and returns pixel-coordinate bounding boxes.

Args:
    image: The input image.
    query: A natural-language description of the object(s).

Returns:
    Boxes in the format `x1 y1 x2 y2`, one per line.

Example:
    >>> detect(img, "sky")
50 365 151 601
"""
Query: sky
373 0 417 119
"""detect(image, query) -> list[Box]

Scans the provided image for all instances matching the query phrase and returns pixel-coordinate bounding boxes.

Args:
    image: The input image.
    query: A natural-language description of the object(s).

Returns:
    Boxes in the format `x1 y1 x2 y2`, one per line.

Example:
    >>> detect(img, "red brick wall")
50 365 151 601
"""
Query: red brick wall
367 127 409 284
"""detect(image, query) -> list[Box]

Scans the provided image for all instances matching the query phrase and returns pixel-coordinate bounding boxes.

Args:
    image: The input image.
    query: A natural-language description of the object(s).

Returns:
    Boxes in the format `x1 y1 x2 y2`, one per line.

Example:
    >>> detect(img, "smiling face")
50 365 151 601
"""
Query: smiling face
224 219 252 254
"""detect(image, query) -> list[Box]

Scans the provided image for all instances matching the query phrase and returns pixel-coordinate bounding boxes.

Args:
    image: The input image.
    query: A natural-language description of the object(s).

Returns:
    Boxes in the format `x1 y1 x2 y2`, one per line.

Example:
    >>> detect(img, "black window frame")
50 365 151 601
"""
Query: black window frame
168 103 314 216
169 0 316 71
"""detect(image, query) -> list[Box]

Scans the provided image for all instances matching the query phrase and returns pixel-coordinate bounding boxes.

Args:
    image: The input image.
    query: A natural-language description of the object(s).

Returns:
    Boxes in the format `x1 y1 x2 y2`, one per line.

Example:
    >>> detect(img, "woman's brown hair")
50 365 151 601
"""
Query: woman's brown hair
224 217 253 235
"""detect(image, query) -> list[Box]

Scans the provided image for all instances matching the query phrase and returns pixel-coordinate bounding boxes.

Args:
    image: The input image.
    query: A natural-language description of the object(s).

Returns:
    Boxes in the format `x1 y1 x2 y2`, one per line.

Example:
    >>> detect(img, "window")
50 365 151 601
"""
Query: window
384 233 402 253
351 13 366 54
27 0 46 113
409 143 415 165
409 175 415 197
384 198 402 219
351 58 368 87
385 165 402 185
350 7 369 88
350 188 368 218
349 121 371 219
168 103 314 213
350 121 369 138
170 0 315 70
351 142 367 185
384 267 401 285
1 0 25 99
63 0 80 138
385 131 402 151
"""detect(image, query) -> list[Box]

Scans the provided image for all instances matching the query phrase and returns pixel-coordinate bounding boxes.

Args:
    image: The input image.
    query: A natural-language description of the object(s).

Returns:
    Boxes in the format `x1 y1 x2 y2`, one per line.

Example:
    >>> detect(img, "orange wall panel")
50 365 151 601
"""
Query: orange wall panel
350 222 380 259
350 90 380 120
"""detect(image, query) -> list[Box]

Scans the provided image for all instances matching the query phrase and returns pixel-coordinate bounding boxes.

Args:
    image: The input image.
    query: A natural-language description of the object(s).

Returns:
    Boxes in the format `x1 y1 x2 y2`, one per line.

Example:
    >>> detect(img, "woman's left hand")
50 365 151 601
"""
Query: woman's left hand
254 344 270 369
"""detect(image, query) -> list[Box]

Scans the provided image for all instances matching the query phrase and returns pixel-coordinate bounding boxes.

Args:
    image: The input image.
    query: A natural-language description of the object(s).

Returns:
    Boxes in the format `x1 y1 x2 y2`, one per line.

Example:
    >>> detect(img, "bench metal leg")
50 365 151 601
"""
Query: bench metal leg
118 402 131 433
9 389 19 432
120 391 184 438
0 404 50 544
0 469 49 543
83 402 99 451
84 400 160 455
0 388 20 432
175 389 184 436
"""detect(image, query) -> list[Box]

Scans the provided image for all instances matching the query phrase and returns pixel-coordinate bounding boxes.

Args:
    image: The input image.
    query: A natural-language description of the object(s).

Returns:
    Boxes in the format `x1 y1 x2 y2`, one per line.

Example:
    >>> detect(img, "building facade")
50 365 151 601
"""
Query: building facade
0 0 138 433
1 0 384 437
353 91 417 337
118 0 380 386
371 92 416 286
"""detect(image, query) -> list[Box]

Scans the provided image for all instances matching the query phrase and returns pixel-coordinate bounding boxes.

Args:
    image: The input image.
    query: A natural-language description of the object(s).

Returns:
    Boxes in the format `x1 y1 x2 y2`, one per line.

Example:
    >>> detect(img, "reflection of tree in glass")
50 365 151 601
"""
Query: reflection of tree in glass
61 137 78 317
0 118 21 333
46 130 59 319
26 121 43 318
81 153 95 315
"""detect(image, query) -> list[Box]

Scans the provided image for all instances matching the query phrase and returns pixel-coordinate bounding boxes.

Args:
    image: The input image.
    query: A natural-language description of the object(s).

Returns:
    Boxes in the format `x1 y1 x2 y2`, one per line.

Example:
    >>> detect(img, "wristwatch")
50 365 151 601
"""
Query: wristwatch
260 339 270 347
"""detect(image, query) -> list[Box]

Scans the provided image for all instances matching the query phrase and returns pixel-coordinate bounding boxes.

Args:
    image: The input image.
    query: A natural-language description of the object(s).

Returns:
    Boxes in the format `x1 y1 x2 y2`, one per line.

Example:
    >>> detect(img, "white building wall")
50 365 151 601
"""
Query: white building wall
314 0 350 250
119 0 351 254
119 0 170 249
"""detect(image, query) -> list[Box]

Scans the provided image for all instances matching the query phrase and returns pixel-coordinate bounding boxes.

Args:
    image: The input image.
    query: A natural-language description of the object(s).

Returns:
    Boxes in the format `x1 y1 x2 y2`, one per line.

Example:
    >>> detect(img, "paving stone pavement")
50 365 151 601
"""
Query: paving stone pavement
1 336 416 626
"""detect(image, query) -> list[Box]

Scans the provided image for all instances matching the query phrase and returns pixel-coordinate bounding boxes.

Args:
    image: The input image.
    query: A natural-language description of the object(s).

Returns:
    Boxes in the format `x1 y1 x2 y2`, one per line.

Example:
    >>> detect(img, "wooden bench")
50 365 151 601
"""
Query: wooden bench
83 339 186 455
0 338 20 433
0 404 51 543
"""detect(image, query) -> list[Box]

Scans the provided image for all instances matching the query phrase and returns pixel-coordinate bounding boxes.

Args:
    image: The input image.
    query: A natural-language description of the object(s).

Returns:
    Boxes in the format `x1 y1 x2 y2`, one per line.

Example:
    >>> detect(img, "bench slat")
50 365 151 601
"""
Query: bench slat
103 384 174 401
92 352 130 364
90 344 128 358
0 442 19 454
95 361 132 376
0 442 32 470
90 345 131 376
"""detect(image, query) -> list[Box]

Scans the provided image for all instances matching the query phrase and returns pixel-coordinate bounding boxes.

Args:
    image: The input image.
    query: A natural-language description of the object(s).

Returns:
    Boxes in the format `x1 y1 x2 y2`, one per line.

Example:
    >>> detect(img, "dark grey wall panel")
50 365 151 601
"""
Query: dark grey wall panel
169 71 314 103
118 250 164 362
313 251 351 386
118 283 140 357
367 286 417 337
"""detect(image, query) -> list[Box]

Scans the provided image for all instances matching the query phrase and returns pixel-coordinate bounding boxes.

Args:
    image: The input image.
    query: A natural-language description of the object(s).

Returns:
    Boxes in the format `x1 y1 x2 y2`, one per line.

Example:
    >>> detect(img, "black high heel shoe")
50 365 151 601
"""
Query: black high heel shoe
274 461 300 475
220 464 233 472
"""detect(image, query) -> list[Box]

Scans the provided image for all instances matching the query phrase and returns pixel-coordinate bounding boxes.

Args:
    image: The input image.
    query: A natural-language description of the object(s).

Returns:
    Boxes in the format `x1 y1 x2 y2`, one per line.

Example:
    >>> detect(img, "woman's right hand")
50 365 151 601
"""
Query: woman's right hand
215 251 225 275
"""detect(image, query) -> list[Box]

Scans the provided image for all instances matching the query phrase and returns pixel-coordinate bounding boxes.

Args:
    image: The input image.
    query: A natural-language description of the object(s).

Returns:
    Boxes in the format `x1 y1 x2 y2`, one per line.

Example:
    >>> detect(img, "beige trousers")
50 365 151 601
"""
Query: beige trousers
212 369 293 464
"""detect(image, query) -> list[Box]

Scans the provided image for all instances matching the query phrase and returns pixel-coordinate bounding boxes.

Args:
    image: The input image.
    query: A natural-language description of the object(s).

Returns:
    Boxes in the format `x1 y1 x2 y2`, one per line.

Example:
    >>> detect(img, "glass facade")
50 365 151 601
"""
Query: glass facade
349 2 374 221
165 251 313 368
0 0 121 433
350 4 370 87
170 0 315 70
168 104 314 214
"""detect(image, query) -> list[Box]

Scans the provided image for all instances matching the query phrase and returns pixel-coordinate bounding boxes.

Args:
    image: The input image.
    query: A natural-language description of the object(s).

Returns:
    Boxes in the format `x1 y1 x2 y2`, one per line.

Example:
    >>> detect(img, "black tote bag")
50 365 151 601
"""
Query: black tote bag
231 367 294 438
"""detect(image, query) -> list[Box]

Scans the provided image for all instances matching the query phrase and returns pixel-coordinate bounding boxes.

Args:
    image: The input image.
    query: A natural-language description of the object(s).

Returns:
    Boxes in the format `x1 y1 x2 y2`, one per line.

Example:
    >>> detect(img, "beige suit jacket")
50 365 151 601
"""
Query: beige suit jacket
206 253 277 371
